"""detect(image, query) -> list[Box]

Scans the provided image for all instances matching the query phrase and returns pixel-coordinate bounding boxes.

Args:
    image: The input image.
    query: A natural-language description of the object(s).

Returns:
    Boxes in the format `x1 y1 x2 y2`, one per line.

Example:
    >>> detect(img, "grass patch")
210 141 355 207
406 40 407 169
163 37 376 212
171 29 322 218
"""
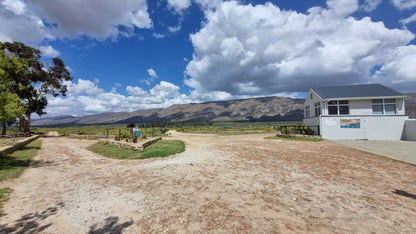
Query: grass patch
87 140 185 160
0 140 42 181
0 187 12 213
265 136 324 142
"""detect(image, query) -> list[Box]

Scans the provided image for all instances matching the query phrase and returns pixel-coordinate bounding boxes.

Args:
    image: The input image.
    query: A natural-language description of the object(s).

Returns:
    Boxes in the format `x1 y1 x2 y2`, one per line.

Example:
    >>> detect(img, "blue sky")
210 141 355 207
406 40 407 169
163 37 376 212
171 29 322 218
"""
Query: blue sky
1 0 416 117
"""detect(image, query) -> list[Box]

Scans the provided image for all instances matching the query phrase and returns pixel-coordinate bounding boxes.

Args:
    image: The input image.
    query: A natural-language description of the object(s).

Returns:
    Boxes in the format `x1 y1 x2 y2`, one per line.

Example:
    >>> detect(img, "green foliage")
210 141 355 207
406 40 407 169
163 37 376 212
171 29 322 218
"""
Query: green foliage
1 41 73 134
0 187 12 214
87 140 185 160
0 50 26 134
0 140 41 181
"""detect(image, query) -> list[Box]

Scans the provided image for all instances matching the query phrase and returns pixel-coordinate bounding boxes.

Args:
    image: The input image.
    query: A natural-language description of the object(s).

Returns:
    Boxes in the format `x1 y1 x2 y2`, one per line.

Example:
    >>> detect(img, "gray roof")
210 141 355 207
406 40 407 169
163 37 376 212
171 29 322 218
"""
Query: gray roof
312 84 405 99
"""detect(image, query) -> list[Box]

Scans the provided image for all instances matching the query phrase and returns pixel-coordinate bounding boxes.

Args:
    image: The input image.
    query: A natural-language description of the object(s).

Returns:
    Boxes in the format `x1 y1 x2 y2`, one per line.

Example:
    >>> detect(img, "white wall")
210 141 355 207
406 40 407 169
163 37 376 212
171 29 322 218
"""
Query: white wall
349 100 371 115
320 116 408 140
402 120 416 141
303 90 323 118
303 117 320 135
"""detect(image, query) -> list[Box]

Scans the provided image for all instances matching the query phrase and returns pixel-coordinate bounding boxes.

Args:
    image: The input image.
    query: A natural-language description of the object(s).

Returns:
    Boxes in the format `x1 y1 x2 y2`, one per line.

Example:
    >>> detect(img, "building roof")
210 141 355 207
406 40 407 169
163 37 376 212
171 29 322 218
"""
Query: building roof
311 84 405 100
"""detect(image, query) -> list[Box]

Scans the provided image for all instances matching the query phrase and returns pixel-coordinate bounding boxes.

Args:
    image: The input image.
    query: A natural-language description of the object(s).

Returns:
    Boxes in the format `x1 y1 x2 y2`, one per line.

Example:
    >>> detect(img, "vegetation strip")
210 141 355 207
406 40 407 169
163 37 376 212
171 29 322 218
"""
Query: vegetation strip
87 140 185 160
0 140 41 213
0 135 40 157
0 188 12 213
0 140 42 181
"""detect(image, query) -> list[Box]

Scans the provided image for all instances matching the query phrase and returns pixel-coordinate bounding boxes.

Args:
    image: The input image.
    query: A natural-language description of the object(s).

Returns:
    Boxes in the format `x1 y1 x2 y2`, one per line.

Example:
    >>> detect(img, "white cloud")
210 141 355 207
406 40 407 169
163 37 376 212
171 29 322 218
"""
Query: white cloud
372 45 416 92
0 4 50 43
361 0 382 11
0 0 152 43
167 0 192 13
400 12 416 24
147 68 158 78
152 33 166 39
168 25 182 33
392 0 416 10
65 79 105 96
45 80 194 116
39 45 60 57
185 0 415 99
141 68 159 85
1 0 25 15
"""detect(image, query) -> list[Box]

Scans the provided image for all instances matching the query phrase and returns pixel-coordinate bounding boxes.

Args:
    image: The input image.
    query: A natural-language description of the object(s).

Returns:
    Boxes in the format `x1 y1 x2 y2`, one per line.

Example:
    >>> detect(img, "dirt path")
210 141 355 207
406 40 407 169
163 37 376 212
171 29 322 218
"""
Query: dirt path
1 131 416 233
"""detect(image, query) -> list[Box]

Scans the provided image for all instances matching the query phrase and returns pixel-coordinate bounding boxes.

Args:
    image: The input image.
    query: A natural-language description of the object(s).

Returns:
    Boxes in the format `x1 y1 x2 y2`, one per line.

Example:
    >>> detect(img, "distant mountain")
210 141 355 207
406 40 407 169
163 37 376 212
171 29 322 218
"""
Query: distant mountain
31 96 305 126
31 93 416 126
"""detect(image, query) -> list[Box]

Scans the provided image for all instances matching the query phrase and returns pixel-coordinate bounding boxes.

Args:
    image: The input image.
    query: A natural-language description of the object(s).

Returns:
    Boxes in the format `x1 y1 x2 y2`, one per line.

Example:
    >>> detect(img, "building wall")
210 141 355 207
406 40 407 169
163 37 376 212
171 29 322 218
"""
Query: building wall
320 116 408 140
303 117 320 135
303 90 323 118
402 120 416 141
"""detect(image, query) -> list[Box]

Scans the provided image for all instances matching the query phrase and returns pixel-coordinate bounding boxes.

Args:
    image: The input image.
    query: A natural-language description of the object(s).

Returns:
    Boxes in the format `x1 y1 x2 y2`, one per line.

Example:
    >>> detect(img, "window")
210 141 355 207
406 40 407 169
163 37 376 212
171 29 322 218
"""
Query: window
372 99 396 115
314 102 321 116
328 100 349 115
310 93 313 99
339 100 349 115
304 106 310 118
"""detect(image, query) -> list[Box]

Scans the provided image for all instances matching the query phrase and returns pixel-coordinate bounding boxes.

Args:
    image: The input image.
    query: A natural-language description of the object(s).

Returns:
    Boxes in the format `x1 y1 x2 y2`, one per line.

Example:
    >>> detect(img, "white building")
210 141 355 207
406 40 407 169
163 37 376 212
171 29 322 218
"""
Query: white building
303 84 409 140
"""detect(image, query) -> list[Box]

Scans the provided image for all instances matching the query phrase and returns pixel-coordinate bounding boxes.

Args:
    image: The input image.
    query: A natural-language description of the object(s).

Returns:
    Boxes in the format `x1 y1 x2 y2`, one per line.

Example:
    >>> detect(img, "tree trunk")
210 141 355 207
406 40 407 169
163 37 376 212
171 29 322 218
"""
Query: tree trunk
24 113 31 136
1 121 6 135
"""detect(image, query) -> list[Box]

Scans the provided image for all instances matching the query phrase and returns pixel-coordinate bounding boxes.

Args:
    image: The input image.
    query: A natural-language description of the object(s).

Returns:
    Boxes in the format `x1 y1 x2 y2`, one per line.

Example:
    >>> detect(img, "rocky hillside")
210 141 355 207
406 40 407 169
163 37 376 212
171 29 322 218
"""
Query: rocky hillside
31 96 305 126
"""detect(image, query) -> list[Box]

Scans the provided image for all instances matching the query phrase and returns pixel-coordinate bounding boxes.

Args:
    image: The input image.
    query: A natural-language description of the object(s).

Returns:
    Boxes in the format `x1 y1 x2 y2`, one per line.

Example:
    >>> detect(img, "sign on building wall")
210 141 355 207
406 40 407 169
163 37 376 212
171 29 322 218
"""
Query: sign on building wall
340 119 360 128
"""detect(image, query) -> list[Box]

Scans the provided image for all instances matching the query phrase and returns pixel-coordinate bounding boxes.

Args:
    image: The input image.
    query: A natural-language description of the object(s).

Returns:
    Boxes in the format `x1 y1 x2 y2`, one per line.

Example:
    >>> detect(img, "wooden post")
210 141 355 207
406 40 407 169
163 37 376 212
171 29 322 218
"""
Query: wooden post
118 129 121 141
106 129 109 138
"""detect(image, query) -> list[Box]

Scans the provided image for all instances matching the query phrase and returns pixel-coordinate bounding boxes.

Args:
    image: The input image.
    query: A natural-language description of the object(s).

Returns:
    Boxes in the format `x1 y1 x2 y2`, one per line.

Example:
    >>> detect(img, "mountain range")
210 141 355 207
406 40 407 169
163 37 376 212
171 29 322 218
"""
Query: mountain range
31 96 305 126
31 93 416 126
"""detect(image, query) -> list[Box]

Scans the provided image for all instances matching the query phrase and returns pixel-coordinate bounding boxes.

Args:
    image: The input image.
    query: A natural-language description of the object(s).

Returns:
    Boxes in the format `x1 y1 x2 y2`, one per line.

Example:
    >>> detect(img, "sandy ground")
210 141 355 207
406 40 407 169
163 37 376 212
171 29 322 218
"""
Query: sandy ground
0 131 416 233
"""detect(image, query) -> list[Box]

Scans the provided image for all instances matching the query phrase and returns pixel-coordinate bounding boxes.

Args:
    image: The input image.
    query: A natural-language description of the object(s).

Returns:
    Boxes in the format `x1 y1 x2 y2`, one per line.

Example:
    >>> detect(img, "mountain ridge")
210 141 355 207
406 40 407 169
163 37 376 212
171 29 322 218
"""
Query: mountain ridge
31 93 416 126
32 96 304 126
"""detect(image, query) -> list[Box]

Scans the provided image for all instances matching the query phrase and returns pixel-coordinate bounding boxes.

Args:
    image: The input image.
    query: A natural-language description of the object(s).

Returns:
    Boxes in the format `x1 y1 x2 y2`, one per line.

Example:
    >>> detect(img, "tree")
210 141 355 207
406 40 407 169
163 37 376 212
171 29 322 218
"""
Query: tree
127 122 136 140
0 50 26 135
0 42 73 135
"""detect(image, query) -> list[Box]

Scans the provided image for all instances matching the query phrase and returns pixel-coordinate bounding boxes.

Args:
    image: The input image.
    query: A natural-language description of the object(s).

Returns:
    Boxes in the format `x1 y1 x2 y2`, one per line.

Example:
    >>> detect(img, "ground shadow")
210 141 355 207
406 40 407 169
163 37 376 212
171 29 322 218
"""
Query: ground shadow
393 189 416 200
29 159 55 168
89 216 134 234
0 202 64 233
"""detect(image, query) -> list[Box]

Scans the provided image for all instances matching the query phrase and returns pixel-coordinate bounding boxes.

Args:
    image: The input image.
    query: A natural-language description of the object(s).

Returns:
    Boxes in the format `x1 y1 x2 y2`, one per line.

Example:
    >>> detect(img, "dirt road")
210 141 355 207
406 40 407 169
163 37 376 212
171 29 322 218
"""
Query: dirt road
0 131 415 233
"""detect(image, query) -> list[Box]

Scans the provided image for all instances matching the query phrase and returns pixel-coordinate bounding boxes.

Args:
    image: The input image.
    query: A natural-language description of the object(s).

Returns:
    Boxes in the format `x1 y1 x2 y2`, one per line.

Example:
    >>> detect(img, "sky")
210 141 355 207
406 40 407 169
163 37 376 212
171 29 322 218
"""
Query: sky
1 0 416 118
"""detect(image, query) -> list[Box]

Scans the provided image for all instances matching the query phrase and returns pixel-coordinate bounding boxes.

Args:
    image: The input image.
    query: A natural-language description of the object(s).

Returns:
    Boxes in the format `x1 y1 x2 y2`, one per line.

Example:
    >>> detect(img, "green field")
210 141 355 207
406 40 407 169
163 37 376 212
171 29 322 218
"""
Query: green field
87 140 185 159
26 121 302 136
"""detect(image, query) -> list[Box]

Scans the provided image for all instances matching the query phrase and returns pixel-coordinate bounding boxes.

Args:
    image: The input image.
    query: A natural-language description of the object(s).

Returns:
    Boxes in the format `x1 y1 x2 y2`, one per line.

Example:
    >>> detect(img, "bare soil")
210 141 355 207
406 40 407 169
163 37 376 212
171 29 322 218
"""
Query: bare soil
0 131 415 233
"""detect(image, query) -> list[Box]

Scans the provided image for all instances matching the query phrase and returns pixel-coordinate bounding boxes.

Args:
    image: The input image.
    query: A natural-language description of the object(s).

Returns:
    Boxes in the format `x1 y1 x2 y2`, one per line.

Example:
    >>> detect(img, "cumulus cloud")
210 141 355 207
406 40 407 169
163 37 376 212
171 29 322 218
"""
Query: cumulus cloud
184 0 415 99
45 79 193 116
0 3 50 43
0 0 152 43
39 45 60 57
392 0 416 10
372 45 416 92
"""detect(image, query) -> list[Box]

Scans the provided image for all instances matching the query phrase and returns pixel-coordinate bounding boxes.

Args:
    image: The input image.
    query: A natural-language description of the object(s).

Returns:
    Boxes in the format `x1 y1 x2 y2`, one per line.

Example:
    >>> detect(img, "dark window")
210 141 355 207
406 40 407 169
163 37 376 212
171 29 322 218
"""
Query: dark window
304 106 310 118
314 102 321 116
328 100 349 115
